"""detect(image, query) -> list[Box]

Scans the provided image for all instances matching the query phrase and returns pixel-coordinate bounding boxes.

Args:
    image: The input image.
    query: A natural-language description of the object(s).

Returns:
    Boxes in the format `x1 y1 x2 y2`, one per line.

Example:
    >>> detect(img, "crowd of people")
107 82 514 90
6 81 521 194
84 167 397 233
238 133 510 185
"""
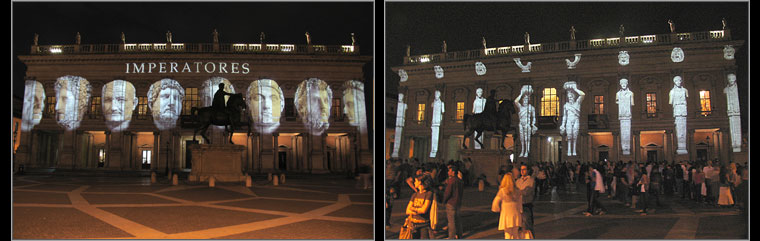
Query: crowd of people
386 157 748 239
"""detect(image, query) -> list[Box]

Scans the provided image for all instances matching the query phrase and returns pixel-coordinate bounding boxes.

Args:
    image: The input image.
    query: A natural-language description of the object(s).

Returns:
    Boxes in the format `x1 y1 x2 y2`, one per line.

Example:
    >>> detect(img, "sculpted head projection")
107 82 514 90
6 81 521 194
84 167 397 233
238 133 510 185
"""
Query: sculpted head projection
22 80 45 131
247 79 284 134
54 75 91 131
148 78 184 130
102 80 138 132
295 78 332 135
342 80 366 127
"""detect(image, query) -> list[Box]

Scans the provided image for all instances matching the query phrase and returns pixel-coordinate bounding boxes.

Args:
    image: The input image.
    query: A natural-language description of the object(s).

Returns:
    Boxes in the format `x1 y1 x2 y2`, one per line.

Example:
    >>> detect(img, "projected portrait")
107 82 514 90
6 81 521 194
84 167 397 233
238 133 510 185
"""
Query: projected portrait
342 80 366 127
148 78 184 130
54 75 91 131
295 78 332 135
200 77 236 107
247 79 284 134
102 80 138 132
21 80 45 132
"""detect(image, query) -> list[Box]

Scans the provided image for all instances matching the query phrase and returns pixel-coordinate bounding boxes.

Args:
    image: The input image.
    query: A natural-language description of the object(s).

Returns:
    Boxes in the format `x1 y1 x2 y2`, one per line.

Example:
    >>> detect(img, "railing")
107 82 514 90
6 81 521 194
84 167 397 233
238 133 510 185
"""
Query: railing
31 42 360 55
403 30 731 65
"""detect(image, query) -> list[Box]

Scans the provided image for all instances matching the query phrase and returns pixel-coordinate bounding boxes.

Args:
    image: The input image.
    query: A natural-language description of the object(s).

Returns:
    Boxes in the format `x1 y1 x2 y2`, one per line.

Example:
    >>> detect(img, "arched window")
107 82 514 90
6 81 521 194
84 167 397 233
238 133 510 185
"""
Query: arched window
540 88 559 116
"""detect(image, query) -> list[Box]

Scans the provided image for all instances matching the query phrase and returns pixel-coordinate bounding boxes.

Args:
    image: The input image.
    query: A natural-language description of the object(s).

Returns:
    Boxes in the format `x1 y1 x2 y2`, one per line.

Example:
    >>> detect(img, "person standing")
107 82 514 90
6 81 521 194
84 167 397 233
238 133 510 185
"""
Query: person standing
636 169 650 215
443 165 464 239
585 164 607 216
516 164 536 238
406 176 436 239
492 172 523 239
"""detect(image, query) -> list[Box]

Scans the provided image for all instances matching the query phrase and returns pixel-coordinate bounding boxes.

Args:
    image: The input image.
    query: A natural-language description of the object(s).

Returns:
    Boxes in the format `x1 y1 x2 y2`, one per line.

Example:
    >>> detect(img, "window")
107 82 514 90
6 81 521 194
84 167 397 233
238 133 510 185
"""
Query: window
456 101 465 122
44 96 56 118
540 88 559 116
646 92 657 118
593 95 605 114
182 88 199 115
332 98 342 121
137 96 149 120
699 90 712 116
284 98 295 121
90 96 101 119
417 103 426 124
98 148 106 167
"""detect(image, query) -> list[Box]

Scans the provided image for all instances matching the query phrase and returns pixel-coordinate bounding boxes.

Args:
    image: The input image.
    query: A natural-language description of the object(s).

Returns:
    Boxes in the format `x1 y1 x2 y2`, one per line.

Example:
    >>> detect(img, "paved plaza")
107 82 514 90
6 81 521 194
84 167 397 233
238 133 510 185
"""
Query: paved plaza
12 172 373 239
386 183 747 239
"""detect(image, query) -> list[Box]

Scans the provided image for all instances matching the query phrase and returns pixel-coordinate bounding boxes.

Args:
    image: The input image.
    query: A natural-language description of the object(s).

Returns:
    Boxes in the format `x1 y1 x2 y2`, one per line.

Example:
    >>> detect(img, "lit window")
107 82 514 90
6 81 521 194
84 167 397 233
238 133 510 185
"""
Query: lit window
646 92 657 118
417 103 426 123
540 88 559 117
593 95 605 114
699 90 712 116
142 150 152 164
332 98 342 121
456 102 465 122
182 88 199 115
90 96 101 119
98 148 106 167
44 96 56 118
137 96 149 119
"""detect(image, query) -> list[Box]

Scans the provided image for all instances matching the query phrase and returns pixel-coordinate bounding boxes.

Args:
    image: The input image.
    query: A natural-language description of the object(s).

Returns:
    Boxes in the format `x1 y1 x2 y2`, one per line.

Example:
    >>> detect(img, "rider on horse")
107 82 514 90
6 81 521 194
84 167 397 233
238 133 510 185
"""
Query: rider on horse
213 83 234 124
482 90 498 129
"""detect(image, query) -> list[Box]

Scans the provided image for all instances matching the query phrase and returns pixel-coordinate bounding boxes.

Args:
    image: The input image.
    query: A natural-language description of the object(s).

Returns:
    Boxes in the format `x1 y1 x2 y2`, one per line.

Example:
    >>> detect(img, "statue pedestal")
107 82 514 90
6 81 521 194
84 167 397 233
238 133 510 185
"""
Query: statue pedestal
459 149 512 186
188 144 246 183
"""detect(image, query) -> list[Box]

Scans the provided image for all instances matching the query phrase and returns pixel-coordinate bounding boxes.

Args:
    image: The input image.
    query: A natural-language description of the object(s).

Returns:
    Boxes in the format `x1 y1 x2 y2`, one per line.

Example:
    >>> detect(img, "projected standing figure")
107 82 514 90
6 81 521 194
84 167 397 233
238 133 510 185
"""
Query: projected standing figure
515 85 537 158
669 76 689 155
430 90 444 158
560 81 585 156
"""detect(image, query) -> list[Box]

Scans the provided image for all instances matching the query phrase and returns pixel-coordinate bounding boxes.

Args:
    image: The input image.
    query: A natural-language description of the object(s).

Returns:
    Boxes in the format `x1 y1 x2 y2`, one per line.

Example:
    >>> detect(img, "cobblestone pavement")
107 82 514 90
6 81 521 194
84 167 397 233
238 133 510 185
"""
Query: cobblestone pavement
385 183 747 239
13 173 373 239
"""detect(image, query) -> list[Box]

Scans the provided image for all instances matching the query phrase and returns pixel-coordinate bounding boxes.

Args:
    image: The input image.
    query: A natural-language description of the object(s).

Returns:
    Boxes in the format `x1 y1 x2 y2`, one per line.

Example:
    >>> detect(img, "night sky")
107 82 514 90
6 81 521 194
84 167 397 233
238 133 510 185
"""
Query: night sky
386 2 748 131
12 1 374 106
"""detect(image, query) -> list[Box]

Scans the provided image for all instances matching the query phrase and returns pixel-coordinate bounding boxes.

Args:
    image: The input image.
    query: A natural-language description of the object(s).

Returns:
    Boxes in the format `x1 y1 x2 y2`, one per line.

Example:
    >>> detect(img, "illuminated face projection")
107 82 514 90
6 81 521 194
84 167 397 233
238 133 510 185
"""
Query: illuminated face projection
21 80 45 132
54 76 91 131
148 78 184 130
475 62 487 76
671 47 684 63
247 79 284 134
295 78 332 135
201 77 236 107
343 80 366 128
102 80 138 132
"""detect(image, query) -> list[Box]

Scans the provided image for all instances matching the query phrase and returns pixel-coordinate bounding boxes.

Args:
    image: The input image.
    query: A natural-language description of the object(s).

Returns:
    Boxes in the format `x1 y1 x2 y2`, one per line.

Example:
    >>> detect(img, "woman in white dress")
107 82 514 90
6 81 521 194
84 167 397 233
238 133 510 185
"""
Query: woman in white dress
492 172 523 239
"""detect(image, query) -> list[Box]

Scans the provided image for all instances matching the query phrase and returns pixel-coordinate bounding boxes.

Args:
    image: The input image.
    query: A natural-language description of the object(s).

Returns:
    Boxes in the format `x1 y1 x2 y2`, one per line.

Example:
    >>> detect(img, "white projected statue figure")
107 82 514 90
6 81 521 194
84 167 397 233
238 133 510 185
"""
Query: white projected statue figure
392 93 407 158
472 88 487 149
515 85 537 158
669 76 689 155
560 81 585 156
565 54 581 69
616 78 634 155
724 73 742 152
514 58 532 73
430 90 444 158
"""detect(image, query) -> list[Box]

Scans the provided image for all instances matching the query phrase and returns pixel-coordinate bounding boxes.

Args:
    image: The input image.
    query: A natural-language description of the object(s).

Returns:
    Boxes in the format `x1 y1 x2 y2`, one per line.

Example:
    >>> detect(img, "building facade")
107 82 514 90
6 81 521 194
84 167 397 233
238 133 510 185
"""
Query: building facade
16 34 372 174
391 28 746 165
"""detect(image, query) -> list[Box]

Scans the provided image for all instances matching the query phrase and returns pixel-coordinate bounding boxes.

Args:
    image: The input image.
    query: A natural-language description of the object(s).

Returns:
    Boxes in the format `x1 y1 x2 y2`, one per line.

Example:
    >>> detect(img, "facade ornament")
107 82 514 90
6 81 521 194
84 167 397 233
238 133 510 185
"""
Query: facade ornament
482 37 487 49
405 45 410 57
430 90 444 158
434 65 444 79
724 73 742 152
723 45 735 60
560 81 585 156
570 26 576 40
671 47 685 63
351 33 356 46
33 33 39 46
565 54 581 69
305 32 311 45
616 78 634 155
75 32 81 45
619 24 625 37
524 32 530 45
475 62 487 76
722 18 727 30
514 58 532 72
668 19 675 33
618 51 630 66
398 69 408 82
212 29 219 44
515 85 537 158
442 41 447 53
669 75 689 155
121 32 126 44
166 30 172 43
260 32 266 44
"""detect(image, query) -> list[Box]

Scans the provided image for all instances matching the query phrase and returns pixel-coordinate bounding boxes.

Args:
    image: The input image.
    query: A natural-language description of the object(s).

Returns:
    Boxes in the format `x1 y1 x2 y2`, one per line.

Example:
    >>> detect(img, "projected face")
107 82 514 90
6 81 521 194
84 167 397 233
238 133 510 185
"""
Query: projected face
102 80 137 132
201 77 235 107
54 76 91 131
673 76 683 87
295 78 332 135
21 80 45 131
148 79 184 130
247 79 284 134
343 80 366 126
475 62 487 76
434 65 444 79
727 74 736 85
620 78 629 89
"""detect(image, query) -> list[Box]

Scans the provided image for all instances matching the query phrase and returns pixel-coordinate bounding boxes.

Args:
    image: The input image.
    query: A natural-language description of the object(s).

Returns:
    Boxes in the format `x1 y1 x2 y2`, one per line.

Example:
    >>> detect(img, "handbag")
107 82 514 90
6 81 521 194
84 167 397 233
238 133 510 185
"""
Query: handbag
398 217 413 239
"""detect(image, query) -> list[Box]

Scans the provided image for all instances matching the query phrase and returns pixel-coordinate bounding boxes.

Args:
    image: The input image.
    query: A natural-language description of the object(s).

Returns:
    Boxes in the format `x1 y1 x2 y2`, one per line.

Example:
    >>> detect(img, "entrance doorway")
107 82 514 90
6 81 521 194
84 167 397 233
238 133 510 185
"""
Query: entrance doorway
599 151 609 162
278 151 287 171
185 140 198 169
647 150 657 163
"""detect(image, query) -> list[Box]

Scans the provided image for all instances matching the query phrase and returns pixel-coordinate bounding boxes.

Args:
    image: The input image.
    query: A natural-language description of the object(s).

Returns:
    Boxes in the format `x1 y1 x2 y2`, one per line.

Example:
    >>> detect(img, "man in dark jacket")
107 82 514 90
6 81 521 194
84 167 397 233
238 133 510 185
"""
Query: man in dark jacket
443 165 464 239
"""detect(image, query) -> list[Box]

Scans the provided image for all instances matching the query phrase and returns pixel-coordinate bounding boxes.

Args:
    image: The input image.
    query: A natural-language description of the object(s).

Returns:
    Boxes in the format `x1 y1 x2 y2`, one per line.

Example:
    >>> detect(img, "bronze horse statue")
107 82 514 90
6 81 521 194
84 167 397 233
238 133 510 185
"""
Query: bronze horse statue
191 93 250 144
462 98 515 150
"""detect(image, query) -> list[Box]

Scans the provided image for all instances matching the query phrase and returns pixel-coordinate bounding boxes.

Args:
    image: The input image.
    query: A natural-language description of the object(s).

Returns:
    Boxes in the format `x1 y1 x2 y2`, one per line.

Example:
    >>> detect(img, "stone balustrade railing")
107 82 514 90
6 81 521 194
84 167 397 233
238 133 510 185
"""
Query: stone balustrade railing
403 30 730 65
31 42 359 55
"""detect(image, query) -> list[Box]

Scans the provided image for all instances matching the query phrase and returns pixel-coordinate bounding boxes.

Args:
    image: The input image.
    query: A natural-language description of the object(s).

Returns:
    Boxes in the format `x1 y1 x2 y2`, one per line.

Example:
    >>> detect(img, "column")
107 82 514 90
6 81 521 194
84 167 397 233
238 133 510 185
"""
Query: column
109 131 124 170
261 133 274 171
15 130 32 171
633 130 641 163
272 133 279 171
720 128 731 163
665 130 674 163
152 131 160 171
310 133 327 173
612 131 620 163
688 129 696 162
